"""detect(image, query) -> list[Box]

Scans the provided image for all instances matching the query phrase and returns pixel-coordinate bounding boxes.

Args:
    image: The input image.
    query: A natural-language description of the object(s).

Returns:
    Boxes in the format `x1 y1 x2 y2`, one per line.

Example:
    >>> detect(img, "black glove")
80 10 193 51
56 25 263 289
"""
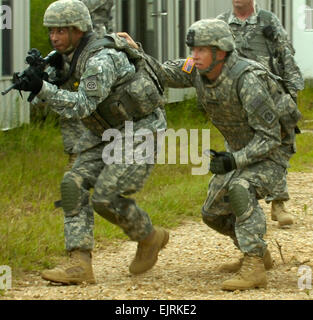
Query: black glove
209 150 237 175
16 67 44 95
48 51 63 70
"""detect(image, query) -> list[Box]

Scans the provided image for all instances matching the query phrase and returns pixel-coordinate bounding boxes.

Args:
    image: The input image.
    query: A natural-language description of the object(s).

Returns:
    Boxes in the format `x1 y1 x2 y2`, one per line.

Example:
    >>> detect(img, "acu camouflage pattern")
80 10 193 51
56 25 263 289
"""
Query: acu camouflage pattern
33 32 167 251
76 34 165 137
143 45 300 257
80 0 115 36
186 19 235 52
63 120 165 251
56 53 87 155
45 0 93 32
217 4 304 98
45 0 115 154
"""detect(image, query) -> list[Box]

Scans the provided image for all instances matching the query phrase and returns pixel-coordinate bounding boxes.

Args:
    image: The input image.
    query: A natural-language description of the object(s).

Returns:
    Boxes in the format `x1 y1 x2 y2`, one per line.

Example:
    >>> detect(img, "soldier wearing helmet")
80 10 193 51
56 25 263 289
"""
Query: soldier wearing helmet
47 0 114 168
43 0 94 168
17 0 169 285
217 0 304 228
119 19 301 291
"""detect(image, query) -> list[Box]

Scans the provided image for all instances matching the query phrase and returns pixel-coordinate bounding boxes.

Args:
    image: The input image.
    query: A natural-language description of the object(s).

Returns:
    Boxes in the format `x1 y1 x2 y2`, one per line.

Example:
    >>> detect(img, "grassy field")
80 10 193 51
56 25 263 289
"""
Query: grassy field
0 91 313 274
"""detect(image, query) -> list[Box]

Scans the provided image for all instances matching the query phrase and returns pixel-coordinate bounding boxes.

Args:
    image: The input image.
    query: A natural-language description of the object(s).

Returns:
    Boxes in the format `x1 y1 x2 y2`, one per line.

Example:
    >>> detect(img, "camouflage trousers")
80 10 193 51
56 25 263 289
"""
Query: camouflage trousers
60 117 86 155
265 169 290 203
61 140 155 252
202 160 287 257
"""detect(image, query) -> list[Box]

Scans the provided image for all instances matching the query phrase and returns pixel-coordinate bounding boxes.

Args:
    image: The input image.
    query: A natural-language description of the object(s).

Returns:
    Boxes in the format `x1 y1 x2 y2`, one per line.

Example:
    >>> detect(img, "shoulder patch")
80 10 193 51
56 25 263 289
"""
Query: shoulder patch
85 76 98 91
182 58 195 74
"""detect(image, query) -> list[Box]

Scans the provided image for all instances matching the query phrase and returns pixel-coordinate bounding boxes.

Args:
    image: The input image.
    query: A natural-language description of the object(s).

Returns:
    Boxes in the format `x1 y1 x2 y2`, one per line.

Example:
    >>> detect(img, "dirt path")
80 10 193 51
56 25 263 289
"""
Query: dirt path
2 172 313 300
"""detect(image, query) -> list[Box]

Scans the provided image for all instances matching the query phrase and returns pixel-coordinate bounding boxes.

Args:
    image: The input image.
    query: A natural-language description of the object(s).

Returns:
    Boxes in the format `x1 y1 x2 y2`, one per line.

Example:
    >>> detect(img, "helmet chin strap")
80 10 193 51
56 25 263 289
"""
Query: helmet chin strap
199 47 227 76
63 27 76 55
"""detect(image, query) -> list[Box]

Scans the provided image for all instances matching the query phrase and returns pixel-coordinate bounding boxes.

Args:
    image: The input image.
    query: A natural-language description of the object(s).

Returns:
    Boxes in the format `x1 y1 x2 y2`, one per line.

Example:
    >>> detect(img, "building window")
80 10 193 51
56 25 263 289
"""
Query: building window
121 0 130 33
281 0 286 28
179 0 186 58
305 0 313 31
195 0 201 21
1 0 13 76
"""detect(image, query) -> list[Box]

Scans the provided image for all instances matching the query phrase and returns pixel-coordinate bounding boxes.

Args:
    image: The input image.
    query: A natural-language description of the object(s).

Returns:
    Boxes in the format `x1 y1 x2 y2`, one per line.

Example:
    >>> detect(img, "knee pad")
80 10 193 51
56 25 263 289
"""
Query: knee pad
202 210 236 238
61 172 84 217
228 180 253 219
92 200 118 225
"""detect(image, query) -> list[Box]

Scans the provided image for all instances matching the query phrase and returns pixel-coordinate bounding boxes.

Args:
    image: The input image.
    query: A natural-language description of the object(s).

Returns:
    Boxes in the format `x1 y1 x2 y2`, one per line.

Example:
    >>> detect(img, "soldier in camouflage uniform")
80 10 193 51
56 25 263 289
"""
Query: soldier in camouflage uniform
80 0 115 36
217 0 305 227
19 0 169 285
58 0 115 170
119 18 301 290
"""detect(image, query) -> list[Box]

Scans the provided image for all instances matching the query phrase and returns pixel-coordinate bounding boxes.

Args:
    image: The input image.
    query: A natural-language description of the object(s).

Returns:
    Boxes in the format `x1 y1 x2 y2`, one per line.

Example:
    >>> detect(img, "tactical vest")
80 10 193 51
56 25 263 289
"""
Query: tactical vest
196 56 301 153
59 34 165 137
221 9 294 75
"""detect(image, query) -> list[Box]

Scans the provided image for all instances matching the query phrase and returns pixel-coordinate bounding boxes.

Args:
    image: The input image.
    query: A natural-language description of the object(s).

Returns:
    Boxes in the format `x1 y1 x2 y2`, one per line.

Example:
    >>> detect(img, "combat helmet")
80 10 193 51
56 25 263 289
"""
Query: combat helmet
186 19 235 52
186 19 235 74
43 0 93 32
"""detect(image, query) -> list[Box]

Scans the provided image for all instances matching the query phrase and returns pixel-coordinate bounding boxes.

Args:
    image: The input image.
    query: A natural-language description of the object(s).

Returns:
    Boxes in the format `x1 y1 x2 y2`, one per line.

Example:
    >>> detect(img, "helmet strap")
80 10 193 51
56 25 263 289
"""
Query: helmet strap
63 27 76 55
199 47 227 75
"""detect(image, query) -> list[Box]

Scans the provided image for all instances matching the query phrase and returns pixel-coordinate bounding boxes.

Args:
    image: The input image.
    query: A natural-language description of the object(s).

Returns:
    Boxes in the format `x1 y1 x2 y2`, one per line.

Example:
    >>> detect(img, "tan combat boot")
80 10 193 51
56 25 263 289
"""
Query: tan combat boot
218 249 273 273
41 250 96 285
271 200 294 227
221 255 267 291
129 227 169 275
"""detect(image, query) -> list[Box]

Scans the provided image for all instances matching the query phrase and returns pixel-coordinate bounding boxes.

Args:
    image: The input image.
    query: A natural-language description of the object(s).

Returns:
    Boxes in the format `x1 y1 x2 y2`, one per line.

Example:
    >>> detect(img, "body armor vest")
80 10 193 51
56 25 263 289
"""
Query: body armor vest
196 56 301 153
58 33 165 136
221 10 290 76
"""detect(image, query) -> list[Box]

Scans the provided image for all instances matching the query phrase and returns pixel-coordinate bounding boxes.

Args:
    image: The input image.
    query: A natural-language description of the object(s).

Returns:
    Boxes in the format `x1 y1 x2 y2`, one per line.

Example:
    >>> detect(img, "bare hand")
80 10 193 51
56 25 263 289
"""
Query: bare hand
117 32 139 50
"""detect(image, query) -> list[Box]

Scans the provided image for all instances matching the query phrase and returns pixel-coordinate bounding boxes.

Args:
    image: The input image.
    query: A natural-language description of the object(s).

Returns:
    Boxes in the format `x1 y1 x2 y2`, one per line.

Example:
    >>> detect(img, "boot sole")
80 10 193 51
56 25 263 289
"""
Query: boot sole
41 273 96 285
222 282 267 291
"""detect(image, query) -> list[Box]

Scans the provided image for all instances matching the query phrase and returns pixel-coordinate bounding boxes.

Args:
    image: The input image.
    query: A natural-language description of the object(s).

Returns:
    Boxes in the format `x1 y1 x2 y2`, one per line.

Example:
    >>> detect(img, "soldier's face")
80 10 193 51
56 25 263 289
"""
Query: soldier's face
232 0 254 9
191 46 213 71
49 27 84 54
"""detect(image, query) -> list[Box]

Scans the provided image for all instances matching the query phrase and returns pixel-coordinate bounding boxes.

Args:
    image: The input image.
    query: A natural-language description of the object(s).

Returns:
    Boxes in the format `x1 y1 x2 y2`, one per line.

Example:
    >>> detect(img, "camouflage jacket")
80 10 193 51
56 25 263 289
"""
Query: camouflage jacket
144 50 299 169
34 34 166 153
217 5 304 98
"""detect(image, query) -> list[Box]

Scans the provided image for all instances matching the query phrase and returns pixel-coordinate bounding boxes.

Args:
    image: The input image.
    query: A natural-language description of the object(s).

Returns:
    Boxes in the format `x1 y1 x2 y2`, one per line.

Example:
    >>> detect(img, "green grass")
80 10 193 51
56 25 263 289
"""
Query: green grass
0 91 313 274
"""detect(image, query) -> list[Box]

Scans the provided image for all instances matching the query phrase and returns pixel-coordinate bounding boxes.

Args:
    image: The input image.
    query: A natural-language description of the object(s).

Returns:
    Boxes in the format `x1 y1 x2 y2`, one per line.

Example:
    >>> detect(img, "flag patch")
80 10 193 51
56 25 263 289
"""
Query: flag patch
182 57 195 74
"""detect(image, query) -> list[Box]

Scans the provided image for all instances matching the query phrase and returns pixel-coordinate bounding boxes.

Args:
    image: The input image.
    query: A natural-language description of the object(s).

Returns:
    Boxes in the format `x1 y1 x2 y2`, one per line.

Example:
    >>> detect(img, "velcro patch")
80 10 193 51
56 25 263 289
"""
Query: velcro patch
85 76 98 91
182 57 195 74
261 109 276 125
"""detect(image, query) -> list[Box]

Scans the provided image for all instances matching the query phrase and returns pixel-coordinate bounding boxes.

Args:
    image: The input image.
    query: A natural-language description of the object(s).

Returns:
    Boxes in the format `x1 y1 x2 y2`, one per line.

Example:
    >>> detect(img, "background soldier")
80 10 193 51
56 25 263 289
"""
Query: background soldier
119 18 301 290
217 0 305 227
19 0 169 285
80 0 115 36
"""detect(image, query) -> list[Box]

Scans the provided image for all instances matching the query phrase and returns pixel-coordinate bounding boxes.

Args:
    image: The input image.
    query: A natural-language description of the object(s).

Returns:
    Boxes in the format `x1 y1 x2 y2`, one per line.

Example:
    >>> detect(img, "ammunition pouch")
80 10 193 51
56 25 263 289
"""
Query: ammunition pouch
81 64 165 136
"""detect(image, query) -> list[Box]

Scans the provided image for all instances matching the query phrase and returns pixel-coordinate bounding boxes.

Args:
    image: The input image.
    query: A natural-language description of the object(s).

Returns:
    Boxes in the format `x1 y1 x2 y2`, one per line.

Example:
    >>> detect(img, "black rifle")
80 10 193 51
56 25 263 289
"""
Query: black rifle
1 48 61 102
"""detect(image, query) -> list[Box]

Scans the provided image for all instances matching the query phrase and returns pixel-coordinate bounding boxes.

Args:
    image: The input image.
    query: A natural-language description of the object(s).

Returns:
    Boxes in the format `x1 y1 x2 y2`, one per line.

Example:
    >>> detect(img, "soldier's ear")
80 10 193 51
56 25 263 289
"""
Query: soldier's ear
216 49 227 60
72 27 85 38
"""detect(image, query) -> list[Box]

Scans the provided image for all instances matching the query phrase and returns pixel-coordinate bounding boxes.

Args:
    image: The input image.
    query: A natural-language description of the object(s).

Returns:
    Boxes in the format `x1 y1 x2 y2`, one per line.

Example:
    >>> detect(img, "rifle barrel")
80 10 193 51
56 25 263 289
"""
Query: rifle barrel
1 83 16 96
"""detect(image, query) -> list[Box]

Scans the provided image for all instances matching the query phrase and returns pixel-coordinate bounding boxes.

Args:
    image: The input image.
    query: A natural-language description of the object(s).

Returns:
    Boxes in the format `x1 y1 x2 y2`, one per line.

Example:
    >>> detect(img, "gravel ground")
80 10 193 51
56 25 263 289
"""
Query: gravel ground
2 172 313 301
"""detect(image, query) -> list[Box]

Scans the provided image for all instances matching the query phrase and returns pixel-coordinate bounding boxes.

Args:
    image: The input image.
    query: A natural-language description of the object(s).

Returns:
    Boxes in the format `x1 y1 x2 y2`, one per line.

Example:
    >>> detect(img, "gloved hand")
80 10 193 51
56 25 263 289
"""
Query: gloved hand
16 67 44 95
209 150 237 175
48 51 63 70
